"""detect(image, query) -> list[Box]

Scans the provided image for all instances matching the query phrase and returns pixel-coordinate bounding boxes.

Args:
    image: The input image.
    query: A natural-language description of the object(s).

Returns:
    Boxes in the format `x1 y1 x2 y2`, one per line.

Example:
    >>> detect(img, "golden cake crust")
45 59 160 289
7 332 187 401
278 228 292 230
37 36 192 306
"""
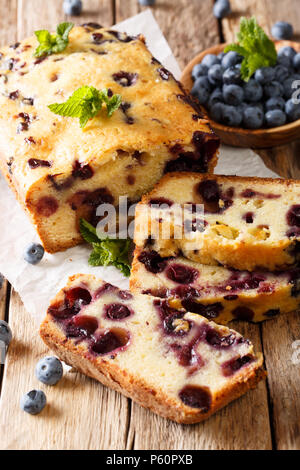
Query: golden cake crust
40 274 265 424
0 26 219 253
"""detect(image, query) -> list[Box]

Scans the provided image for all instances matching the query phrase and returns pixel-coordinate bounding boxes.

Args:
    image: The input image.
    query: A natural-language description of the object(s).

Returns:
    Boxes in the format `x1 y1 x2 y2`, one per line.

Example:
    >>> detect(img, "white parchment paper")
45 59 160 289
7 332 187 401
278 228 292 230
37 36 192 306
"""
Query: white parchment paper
0 10 279 323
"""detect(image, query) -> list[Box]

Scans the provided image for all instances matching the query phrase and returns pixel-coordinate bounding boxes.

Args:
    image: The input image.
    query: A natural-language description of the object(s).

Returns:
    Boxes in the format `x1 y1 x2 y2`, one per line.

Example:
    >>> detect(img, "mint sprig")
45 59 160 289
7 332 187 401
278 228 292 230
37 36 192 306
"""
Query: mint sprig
48 86 122 128
80 218 132 277
34 22 74 58
224 17 277 82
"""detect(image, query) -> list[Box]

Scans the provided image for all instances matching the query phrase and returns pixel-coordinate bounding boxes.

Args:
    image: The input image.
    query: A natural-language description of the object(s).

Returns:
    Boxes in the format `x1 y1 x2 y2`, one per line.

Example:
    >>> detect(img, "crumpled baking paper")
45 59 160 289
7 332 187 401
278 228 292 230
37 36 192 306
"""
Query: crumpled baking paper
0 10 279 322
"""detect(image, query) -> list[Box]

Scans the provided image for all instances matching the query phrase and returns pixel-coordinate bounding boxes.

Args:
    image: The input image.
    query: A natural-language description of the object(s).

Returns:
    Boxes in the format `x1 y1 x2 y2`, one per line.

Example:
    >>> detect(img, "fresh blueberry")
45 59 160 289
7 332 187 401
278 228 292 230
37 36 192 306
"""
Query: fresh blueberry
274 65 289 81
24 243 44 265
20 390 46 415
138 0 156 5
63 0 83 16
264 81 284 98
283 76 300 99
223 84 244 106
221 51 242 69
208 64 224 86
243 106 264 129
278 46 297 60
213 0 231 19
0 320 12 347
265 96 285 111
271 22 293 40
243 79 263 102
221 105 242 127
191 63 208 81
208 87 224 108
35 356 63 386
293 53 300 72
223 65 242 85
191 81 210 105
285 99 300 121
210 102 224 122
254 67 275 84
277 54 293 69
265 109 287 127
201 54 220 68
218 52 226 61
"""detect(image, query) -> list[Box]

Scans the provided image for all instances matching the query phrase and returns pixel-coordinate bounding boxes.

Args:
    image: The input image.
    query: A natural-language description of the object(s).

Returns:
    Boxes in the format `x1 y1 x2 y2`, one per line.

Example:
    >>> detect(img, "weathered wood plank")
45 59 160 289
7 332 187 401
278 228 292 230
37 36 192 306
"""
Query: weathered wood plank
262 311 300 450
116 0 220 69
128 322 271 450
222 0 300 179
0 290 130 450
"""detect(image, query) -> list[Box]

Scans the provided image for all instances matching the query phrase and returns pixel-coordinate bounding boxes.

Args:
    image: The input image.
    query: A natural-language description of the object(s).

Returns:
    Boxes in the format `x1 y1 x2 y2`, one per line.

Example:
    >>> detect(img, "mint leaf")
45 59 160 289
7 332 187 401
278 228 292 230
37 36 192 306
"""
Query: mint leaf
48 86 122 128
224 17 277 81
34 22 74 57
80 218 132 276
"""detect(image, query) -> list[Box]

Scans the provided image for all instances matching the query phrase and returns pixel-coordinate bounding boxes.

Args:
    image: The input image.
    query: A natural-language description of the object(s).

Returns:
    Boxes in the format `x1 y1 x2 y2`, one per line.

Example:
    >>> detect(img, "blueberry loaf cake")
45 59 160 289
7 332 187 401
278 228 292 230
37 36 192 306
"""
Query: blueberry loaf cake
0 24 219 253
40 274 264 424
134 172 300 272
131 247 300 324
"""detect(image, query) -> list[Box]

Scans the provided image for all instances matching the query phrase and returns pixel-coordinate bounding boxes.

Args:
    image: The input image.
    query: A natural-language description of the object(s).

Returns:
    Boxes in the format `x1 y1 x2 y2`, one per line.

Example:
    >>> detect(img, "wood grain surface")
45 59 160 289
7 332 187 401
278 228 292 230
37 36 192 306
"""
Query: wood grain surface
0 0 299 450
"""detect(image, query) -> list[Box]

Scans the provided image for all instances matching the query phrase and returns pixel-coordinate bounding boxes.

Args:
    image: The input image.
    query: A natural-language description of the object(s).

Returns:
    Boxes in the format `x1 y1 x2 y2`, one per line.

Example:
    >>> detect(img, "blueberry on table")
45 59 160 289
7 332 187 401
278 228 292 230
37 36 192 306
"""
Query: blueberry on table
264 81 284 98
139 0 156 5
201 54 220 68
223 84 244 106
243 79 263 102
208 64 224 86
222 105 242 127
265 96 285 111
293 53 300 72
221 51 242 69
285 99 300 122
254 67 275 84
0 320 12 347
20 390 47 415
243 106 264 129
191 63 208 81
35 356 63 386
271 22 294 40
24 243 44 265
223 65 242 85
213 0 231 19
63 0 83 16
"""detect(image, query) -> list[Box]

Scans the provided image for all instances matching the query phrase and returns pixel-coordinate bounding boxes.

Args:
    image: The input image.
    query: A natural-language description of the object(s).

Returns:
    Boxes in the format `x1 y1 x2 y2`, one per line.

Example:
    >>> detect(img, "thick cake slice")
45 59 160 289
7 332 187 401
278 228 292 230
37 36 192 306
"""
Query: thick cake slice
131 247 300 324
0 24 219 253
40 274 264 424
134 172 300 271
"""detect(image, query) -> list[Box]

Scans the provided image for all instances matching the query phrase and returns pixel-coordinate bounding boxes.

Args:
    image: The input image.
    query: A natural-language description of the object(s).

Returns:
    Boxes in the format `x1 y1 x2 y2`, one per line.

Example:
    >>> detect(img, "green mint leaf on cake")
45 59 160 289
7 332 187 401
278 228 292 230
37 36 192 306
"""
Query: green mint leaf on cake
34 22 74 57
224 17 277 81
80 218 132 277
48 86 122 128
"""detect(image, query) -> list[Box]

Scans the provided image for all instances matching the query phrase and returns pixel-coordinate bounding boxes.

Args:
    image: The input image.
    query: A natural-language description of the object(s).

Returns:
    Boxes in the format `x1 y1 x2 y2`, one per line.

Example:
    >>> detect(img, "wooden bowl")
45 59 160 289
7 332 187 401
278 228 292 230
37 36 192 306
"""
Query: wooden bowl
181 41 300 148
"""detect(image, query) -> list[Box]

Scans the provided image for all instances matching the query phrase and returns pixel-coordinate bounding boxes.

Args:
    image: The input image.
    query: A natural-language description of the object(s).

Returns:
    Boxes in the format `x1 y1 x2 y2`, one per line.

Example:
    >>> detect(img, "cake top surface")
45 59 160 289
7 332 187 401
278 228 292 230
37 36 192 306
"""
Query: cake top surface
0 24 214 188
46 274 262 409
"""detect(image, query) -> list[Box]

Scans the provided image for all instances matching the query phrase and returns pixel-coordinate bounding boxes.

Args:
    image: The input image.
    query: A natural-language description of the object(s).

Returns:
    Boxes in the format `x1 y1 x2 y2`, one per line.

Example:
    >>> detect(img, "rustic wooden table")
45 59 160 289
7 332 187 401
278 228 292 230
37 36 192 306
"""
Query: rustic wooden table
0 0 299 450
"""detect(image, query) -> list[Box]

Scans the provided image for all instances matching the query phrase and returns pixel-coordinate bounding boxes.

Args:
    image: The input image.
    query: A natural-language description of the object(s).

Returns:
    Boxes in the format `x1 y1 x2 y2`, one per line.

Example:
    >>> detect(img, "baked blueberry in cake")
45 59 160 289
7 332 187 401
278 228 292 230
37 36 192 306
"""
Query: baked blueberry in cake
134 172 300 272
0 24 219 253
40 274 264 424
131 247 300 324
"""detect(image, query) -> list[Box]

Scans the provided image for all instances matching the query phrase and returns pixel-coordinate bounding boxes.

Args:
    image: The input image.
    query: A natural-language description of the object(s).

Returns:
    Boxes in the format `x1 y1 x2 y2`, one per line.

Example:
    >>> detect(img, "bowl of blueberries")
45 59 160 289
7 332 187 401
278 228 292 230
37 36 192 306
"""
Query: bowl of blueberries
181 17 300 148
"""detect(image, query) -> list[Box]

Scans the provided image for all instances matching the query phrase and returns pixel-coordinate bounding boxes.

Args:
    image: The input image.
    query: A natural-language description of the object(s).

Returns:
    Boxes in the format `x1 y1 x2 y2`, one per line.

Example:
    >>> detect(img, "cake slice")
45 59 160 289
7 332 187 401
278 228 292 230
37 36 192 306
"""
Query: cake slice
40 274 264 424
134 172 300 272
131 247 300 324
0 24 219 253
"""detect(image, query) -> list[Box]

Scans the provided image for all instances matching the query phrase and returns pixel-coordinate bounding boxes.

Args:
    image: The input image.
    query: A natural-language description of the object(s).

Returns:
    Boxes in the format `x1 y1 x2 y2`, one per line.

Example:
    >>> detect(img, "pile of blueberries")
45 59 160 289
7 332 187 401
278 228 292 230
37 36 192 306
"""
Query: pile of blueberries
191 46 300 129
